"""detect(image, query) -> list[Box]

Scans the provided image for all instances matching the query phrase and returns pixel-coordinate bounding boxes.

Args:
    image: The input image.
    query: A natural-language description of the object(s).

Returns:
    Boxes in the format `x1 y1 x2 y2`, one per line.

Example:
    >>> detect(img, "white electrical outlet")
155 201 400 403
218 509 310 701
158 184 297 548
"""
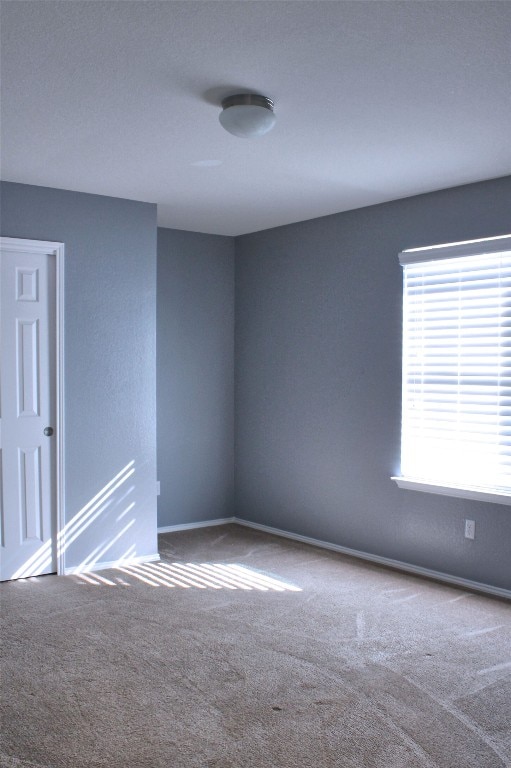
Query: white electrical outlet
464 519 475 540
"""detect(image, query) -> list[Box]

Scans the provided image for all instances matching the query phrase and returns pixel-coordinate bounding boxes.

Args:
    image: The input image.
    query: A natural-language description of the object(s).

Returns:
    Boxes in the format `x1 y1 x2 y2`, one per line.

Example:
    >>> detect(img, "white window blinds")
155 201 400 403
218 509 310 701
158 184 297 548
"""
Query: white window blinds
398 235 511 497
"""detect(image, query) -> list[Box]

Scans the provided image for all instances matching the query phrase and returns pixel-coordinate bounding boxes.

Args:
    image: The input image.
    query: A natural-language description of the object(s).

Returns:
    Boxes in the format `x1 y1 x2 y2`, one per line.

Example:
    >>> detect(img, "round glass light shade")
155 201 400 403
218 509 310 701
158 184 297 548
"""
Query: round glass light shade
219 95 276 138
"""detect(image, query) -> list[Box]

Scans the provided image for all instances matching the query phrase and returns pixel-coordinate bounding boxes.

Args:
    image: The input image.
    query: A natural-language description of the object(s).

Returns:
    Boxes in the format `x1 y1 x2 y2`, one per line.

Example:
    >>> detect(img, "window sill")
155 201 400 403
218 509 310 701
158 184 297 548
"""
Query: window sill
391 477 511 506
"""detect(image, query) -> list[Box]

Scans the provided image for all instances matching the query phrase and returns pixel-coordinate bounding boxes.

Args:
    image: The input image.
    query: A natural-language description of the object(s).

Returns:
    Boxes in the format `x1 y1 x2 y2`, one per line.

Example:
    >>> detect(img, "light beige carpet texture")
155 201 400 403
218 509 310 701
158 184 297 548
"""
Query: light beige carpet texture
1 524 510 768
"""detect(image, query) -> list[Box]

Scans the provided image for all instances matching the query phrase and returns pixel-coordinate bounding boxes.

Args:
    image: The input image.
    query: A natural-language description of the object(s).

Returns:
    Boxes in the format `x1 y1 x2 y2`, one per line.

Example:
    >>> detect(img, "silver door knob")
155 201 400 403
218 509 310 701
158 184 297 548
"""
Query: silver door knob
43 427 53 436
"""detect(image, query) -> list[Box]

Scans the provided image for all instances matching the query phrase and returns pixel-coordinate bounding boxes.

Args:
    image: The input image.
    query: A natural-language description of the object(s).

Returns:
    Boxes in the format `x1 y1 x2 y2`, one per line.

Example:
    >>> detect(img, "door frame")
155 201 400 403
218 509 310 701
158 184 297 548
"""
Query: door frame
0 237 65 576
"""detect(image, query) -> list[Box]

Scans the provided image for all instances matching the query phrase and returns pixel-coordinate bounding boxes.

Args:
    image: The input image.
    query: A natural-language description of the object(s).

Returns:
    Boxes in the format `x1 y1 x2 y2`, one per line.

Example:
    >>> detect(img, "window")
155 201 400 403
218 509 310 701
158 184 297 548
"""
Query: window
393 235 511 505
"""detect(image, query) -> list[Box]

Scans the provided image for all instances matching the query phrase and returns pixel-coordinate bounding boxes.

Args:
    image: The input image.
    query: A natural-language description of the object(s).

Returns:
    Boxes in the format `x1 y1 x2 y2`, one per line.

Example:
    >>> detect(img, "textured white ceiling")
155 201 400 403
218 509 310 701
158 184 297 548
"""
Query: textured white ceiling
1 1 510 236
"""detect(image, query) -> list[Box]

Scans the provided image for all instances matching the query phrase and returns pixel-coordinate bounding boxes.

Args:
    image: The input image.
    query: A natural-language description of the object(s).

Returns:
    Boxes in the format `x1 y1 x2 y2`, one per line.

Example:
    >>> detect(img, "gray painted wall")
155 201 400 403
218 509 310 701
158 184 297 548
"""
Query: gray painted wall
2 176 509 590
157 228 235 527
235 177 511 591
1 181 158 570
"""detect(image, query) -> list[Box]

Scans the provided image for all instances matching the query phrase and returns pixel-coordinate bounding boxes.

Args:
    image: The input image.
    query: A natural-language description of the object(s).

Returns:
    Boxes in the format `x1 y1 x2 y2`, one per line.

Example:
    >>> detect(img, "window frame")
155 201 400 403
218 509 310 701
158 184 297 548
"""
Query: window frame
392 234 511 506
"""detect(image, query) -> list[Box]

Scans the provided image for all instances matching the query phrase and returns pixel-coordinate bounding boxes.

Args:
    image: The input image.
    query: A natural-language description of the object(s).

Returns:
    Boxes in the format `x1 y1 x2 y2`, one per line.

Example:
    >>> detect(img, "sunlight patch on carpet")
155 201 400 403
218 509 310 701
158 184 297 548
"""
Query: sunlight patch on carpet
72 561 303 591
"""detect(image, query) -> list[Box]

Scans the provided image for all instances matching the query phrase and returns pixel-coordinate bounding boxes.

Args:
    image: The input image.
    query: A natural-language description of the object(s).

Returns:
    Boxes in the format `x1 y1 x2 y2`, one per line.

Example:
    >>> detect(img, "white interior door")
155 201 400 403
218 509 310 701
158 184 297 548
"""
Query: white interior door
0 241 57 580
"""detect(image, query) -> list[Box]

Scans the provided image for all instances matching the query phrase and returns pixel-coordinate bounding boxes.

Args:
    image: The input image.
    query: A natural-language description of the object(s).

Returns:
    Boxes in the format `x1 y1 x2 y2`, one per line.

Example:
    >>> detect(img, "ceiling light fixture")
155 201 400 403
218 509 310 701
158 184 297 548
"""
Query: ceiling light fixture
219 94 276 138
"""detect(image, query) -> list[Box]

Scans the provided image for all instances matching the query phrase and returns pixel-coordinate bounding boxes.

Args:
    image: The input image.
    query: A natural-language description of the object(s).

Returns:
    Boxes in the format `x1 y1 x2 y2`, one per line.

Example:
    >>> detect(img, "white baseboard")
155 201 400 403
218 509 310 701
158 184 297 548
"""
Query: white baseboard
158 517 235 534
154 514 509 600
64 552 160 576
235 519 511 601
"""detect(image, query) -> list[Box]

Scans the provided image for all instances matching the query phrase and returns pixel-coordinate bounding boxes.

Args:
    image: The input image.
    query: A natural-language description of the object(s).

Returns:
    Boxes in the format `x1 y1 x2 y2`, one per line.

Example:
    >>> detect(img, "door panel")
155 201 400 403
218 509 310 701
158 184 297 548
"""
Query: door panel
19 446 43 541
0 246 56 580
17 318 40 416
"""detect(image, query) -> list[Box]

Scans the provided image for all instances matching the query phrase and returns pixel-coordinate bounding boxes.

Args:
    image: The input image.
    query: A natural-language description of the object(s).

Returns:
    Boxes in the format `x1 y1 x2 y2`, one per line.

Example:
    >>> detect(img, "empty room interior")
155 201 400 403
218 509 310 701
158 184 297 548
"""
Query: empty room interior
1 2 510 767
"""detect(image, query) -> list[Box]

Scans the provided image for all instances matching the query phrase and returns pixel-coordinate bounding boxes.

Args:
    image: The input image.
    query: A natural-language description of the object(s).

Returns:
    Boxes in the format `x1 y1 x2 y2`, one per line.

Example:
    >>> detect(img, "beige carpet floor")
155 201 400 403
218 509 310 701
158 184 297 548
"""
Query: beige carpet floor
1 524 510 768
